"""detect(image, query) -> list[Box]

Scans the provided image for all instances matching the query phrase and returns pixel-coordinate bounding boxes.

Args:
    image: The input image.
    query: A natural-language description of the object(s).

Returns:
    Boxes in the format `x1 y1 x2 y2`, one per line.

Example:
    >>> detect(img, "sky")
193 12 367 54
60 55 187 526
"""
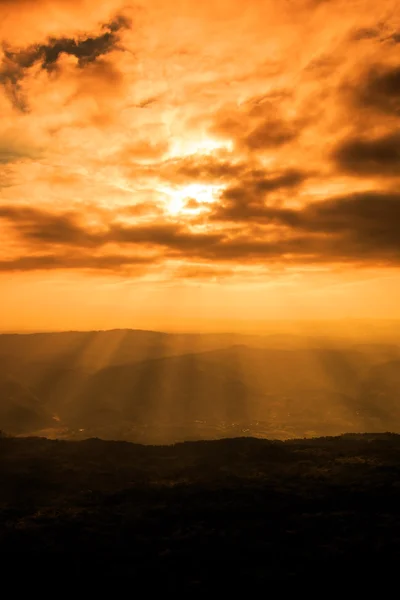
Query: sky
0 0 399 332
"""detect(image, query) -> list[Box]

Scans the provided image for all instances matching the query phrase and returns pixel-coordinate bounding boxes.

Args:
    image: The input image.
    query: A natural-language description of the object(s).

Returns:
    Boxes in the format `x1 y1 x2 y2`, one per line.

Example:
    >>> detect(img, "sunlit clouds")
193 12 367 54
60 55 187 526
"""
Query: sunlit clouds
1 0 400 329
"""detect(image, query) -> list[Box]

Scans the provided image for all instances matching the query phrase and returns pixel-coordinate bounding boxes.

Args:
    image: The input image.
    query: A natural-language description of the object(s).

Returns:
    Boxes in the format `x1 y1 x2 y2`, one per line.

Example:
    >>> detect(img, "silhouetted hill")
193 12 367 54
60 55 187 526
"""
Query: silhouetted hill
0 328 378 371
0 329 289 371
1 433 400 586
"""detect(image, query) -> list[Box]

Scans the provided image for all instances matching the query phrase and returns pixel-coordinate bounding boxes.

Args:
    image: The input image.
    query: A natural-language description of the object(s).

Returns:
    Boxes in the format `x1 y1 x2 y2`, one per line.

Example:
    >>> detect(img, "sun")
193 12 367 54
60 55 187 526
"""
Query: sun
161 183 222 215
158 134 231 214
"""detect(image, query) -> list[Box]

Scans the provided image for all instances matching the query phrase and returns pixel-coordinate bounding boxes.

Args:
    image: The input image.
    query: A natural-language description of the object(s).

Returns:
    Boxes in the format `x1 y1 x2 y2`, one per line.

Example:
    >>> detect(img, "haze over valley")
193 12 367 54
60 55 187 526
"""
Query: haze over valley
1 324 400 443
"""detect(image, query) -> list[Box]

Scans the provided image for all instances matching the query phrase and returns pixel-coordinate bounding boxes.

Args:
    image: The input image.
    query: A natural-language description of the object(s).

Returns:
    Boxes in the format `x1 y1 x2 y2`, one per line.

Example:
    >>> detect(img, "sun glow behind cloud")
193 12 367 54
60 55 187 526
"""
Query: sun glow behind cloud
161 182 223 215
168 137 234 158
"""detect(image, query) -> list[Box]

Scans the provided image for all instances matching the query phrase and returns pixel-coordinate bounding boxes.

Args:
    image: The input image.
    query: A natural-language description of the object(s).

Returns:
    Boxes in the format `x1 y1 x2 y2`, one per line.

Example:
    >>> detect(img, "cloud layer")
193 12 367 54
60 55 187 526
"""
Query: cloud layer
1 0 399 285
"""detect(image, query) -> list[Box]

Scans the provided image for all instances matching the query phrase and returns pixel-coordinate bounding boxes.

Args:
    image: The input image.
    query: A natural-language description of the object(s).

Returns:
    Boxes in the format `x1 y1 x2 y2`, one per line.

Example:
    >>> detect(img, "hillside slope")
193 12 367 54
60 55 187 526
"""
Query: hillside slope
1 433 400 586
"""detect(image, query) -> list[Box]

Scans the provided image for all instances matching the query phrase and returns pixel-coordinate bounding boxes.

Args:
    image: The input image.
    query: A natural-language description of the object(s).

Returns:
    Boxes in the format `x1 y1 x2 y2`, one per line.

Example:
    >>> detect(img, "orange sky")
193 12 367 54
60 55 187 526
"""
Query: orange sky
0 0 399 331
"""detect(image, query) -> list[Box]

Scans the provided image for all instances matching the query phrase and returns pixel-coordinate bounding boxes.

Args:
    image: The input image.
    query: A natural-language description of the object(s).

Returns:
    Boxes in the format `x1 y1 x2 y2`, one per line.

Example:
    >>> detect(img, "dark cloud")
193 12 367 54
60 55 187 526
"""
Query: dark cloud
106 15 132 33
2 190 400 269
243 119 297 150
134 94 163 109
0 253 155 273
212 169 308 221
253 170 306 192
205 191 400 265
0 205 223 252
303 53 339 77
351 27 380 41
0 13 131 110
358 65 400 116
196 236 314 262
130 154 305 195
272 191 400 239
14 15 130 69
0 138 40 163
110 223 223 251
211 95 301 153
0 205 102 246
162 155 245 184
197 232 400 265
332 131 400 176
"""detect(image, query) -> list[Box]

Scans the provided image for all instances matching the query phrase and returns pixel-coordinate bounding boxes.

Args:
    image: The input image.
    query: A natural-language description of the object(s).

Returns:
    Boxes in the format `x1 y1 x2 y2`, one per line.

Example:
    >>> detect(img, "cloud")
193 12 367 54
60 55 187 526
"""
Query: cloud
167 154 245 182
271 191 400 237
4 188 400 269
173 263 245 281
216 189 400 236
211 169 309 221
0 13 130 110
357 64 400 116
350 27 381 41
205 190 400 265
0 204 224 252
12 20 127 69
0 205 102 246
332 131 400 176
1 0 400 287
110 223 224 251
184 198 204 210
121 202 164 217
114 139 170 163
243 119 298 150
0 133 42 163
0 253 155 272
211 94 301 153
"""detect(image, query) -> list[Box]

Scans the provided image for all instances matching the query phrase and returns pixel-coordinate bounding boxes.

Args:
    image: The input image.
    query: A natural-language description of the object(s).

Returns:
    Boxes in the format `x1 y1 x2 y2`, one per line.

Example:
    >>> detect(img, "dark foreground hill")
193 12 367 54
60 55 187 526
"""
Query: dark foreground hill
1 433 400 587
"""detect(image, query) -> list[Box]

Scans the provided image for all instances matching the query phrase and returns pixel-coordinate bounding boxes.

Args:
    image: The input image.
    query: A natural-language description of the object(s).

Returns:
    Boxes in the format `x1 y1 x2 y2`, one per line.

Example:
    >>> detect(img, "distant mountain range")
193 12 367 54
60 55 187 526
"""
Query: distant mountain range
0 329 400 442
